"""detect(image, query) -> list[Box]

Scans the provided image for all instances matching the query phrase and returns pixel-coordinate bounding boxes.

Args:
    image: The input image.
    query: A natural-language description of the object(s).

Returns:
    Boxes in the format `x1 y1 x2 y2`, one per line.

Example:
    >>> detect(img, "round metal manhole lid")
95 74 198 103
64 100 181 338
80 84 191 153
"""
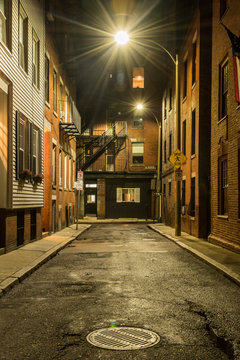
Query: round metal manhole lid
86 327 160 350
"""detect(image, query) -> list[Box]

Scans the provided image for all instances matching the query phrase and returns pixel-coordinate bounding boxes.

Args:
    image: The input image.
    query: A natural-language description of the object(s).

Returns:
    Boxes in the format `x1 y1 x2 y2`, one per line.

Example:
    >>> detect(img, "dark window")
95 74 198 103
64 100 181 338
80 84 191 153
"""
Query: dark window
164 97 167 119
182 120 186 155
192 41 196 85
45 55 49 103
52 143 56 185
183 58 188 98
191 109 196 155
32 31 39 88
0 0 12 50
220 0 227 18
169 133 172 157
53 69 57 112
133 116 144 128
219 60 228 119
164 140 167 163
163 183 166 195
16 112 29 179
17 211 24 246
169 181 172 196
169 88 172 111
219 156 228 215
182 179 186 206
188 177 195 217
19 6 28 73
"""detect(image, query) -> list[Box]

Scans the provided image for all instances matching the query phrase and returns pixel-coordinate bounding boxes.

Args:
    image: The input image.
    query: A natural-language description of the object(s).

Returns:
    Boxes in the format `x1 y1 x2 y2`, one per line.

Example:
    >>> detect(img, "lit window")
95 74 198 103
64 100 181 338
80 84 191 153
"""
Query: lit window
133 67 144 88
116 188 140 203
19 6 28 72
132 142 144 164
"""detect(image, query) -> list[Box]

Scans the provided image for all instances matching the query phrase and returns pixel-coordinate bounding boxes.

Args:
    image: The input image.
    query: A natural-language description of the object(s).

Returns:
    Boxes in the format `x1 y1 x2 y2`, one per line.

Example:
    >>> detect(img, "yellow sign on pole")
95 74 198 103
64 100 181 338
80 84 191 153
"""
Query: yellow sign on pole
169 149 187 169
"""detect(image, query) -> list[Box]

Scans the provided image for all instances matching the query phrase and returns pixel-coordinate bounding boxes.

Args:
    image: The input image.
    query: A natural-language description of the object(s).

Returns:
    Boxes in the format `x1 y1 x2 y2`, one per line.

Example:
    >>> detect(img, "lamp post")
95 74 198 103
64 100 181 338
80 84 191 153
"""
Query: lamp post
115 33 181 236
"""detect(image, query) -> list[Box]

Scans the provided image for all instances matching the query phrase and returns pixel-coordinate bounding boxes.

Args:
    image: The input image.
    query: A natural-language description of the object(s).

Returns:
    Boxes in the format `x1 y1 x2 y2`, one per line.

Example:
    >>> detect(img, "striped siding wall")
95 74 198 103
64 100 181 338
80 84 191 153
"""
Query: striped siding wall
0 0 45 208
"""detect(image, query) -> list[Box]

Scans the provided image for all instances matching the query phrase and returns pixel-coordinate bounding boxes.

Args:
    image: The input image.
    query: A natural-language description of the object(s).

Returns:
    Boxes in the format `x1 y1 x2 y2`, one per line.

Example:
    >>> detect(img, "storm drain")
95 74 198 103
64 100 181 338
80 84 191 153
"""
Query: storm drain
86 327 160 350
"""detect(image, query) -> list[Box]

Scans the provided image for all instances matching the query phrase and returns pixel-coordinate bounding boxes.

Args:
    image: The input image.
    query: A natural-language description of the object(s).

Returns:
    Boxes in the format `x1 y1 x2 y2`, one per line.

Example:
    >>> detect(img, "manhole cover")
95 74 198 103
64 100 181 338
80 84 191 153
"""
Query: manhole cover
86 327 160 350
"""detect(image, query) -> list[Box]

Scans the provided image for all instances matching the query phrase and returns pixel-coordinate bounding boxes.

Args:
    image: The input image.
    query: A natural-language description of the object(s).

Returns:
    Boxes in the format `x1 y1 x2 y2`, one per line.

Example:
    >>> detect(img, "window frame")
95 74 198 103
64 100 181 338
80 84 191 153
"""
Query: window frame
45 54 49 103
192 41 196 85
53 68 57 113
191 109 196 156
18 4 28 73
32 29 40 88
219 59 228 120
132 142 144 165
183 58 188 98
0 0 12 50
52 143 56 186
218 155 228 215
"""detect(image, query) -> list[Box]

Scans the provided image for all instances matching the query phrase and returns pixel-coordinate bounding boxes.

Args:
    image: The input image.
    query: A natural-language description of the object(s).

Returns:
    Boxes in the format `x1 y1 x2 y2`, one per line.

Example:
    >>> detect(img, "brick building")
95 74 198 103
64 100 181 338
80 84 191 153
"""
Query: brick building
161 1 212 238
42 27 81 233
0 0 45 253
209 0 240 252
78 67 159 219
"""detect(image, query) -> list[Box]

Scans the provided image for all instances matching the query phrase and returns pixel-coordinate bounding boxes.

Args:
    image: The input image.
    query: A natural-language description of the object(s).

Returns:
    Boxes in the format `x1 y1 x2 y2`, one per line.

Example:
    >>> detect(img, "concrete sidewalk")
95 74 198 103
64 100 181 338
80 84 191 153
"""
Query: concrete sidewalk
0 224 90 297
149 223 240 286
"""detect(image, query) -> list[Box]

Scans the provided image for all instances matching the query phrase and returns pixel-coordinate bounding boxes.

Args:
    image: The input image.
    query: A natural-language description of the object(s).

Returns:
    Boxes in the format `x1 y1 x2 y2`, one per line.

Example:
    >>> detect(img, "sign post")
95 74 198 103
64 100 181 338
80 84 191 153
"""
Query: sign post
76 171 83 230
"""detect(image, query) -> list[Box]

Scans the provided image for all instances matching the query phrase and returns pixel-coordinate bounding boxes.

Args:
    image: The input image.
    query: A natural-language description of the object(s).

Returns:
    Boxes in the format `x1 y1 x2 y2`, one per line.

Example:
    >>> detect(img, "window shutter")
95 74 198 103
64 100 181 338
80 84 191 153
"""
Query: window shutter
116 188 122 203
16 111 20 179
29 122 33 173
134 188 140 203
38 129 42 174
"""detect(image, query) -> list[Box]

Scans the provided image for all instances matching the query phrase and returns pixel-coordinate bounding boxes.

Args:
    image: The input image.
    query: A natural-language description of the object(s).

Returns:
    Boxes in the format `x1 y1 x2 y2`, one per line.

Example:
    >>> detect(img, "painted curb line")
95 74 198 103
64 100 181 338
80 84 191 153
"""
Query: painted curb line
149 224 240 287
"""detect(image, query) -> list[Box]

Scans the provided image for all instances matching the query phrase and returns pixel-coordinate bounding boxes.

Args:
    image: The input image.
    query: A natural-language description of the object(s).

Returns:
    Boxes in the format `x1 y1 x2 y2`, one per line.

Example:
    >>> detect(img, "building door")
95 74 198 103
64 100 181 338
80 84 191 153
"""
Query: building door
17 211 24 246
30 209 36 240
65 205 69 227
85 183 97 216
52 201 56 232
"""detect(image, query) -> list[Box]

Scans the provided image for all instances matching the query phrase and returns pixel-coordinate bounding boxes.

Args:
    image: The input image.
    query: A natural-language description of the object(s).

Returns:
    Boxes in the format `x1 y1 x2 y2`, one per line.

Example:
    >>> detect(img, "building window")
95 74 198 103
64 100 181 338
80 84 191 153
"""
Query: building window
219 60 228 120
0 0 11 49
69 158 71 190
169 133 172 157
169 181 172 196
45 55 49 103
182 120 186 155
164 140 167 163
163 183 166 195
133 116 143 128
164 97 167 119
64 154 67 189
19 6 28 72
182 179 186 206
65 91 68 122
132 142 144 164
32 31 39 88
169 88 172 111
191 109 196 156
188 177 195 217
192 41 196 85
53 69 57 112
220 0 227 18
116 188 140 203
183 58 188 98
52 143 56 186
16 112 29 179
32 127 38 175
59 149 62 187
219 156 228 215
133 67 144 88
72 160 75 186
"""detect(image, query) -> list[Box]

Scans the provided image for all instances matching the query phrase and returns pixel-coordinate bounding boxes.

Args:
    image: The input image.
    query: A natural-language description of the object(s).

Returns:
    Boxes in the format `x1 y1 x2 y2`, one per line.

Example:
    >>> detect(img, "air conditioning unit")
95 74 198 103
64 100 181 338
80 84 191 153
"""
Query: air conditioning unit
181 205 186 215
60 111 65 121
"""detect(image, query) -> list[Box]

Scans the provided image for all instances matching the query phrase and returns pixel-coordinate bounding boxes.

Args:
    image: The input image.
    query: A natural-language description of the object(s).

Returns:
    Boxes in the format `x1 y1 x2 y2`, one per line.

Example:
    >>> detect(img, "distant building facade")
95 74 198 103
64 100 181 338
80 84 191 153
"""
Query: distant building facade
42 28 81 233
209 0 240 252
0 0 45 253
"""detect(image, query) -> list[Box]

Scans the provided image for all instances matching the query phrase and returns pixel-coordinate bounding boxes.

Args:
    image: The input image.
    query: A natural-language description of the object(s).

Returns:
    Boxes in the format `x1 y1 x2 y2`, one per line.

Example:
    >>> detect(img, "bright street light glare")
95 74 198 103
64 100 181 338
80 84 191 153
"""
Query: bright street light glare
115 31 129 45
136 104 143 110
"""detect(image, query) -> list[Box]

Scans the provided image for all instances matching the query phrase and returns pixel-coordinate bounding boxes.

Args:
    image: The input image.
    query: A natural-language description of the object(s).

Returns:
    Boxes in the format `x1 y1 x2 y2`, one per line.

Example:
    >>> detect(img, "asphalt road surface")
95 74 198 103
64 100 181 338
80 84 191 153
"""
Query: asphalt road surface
0 224 240 360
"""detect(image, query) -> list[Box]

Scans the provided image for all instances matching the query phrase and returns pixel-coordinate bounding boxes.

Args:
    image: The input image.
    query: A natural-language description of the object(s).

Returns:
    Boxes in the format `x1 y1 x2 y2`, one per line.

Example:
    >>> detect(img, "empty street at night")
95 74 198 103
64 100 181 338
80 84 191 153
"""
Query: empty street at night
0 224 240 359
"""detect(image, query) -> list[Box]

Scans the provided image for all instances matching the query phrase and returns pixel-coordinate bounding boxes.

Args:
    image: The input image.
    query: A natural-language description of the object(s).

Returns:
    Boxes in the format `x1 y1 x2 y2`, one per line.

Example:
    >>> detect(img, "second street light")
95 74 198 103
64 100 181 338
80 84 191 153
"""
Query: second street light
115 31 181 236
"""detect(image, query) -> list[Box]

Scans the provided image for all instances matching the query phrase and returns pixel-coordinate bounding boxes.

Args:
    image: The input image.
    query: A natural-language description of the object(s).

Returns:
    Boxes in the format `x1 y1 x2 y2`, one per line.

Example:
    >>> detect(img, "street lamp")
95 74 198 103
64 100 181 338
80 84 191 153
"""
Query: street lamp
115 33 181 236
115 31 129 45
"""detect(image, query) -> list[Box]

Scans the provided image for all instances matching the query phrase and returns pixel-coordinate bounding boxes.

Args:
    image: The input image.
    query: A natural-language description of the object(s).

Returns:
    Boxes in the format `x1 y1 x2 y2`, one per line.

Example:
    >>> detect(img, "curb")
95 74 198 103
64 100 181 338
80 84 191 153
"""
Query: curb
148 224 240 287
0 225 91 297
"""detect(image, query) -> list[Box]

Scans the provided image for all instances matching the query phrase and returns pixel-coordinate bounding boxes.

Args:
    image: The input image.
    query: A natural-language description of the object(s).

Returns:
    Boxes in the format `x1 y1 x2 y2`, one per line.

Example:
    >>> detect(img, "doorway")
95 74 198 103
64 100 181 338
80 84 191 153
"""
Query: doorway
30 209 36 240
85 183 97 216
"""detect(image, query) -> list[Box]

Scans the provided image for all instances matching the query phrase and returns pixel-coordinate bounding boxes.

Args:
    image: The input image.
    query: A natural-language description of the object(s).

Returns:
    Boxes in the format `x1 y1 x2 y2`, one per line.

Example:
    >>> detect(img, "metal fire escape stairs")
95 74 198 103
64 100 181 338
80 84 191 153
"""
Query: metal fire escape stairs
78 122 127 171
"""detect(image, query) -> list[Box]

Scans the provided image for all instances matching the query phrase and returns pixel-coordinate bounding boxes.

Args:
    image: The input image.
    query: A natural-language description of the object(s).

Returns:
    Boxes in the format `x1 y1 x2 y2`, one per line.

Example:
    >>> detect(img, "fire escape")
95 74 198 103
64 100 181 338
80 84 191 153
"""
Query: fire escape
77 121 127 171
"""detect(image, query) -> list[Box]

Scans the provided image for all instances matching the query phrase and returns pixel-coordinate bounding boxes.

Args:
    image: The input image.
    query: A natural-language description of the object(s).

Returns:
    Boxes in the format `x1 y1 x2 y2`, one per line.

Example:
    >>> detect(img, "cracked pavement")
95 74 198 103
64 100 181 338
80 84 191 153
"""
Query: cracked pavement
0 224 239 359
